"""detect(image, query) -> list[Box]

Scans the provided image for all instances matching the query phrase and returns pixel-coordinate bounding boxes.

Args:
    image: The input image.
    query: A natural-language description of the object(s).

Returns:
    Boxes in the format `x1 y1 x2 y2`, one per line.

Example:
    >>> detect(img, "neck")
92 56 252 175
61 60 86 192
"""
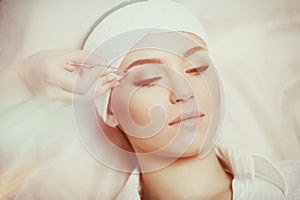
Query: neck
138 151 232 200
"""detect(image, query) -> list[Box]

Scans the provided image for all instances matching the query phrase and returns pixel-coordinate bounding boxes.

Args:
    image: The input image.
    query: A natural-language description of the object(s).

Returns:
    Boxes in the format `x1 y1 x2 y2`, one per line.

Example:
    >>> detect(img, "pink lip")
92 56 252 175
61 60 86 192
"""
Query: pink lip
169 111 205 126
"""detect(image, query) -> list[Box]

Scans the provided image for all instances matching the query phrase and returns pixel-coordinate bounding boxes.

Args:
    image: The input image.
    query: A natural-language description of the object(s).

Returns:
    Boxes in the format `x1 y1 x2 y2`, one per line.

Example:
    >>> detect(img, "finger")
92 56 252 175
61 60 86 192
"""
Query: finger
68 72 117 101
66 50 110 72
116 71 128 81
95 79 120 97
99 69 126 77
46 66 122 95
99 70 128 84
73 67 109 94
100 73 118 85
64 62 78 72
55 67 106 94
55 65 122 95
73 74 121 102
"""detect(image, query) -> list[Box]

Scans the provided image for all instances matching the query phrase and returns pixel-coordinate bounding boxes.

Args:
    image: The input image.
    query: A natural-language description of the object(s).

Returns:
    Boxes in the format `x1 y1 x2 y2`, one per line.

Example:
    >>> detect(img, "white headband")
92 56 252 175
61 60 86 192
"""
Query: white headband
83 0 209 123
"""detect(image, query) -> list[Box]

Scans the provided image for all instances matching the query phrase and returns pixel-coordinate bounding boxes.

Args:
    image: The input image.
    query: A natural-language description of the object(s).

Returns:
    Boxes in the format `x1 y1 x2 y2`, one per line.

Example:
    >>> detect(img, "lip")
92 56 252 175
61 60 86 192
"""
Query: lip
169 111 205 126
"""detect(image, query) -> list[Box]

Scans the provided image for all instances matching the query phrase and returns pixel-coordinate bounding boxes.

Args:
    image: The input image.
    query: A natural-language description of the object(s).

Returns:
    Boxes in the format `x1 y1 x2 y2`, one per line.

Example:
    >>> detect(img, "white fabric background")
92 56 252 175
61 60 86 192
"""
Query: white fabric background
0 0 299 199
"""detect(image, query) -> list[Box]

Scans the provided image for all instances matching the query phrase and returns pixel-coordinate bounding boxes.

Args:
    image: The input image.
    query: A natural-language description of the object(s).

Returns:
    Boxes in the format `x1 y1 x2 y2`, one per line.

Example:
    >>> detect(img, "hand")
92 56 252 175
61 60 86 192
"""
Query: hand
19 49 123 104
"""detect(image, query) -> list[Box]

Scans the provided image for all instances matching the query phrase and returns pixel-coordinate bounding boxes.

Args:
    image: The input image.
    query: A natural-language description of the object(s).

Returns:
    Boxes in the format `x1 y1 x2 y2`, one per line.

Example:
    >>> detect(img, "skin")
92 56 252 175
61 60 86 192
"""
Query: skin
110 32 212 157
0 2 137 198
107 32 233 199
0 49 123 108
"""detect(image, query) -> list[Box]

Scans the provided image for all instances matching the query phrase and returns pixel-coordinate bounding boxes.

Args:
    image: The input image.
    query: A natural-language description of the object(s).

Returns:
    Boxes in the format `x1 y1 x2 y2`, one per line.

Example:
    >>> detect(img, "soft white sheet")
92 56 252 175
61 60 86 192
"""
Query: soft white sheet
0 0 299 199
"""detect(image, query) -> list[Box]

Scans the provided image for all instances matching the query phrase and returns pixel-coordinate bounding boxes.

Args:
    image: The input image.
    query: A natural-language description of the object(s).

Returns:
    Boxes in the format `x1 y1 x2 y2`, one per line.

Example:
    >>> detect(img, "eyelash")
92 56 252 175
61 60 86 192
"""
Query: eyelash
135 77 162 87
136 65 209 87
185 65 209 76
142 82 156 87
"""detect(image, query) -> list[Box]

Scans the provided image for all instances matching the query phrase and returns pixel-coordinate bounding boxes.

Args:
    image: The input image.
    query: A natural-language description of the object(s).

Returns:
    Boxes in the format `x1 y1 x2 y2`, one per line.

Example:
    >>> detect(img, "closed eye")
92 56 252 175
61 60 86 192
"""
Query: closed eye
134 77 162 87
185 65 209 75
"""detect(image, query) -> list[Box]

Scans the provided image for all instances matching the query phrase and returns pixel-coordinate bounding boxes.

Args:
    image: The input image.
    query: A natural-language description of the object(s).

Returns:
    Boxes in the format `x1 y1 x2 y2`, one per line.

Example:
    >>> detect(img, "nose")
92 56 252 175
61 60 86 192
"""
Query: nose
169 75 194 104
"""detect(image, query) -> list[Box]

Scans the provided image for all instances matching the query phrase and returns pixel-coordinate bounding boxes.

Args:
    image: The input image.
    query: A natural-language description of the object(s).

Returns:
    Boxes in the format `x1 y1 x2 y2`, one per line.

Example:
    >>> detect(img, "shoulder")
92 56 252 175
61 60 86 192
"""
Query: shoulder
215 145 300 200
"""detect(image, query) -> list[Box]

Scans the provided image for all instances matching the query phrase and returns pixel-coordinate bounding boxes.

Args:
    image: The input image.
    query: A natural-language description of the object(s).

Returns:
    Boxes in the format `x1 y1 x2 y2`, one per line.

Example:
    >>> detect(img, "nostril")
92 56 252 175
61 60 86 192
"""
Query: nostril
170 89 195 104
175 95 194 103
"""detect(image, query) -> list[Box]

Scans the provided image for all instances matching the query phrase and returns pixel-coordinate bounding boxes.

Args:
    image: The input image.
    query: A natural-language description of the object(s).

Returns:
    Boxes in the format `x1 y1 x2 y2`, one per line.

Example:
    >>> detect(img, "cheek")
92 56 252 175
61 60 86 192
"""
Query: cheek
127 129 176 153
192 78 212 144
129 87 170 126
190 77 212 111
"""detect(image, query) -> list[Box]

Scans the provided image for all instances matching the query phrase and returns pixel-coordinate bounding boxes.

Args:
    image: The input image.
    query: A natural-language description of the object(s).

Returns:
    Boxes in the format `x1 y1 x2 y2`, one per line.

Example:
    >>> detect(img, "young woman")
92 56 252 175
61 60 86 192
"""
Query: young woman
105 30 233 200
76 0 299 199
1 0 298 199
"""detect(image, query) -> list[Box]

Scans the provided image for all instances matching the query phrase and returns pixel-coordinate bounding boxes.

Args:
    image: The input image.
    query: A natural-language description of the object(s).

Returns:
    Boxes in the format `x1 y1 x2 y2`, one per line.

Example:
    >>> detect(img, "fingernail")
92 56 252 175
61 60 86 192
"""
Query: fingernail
117 72 128 81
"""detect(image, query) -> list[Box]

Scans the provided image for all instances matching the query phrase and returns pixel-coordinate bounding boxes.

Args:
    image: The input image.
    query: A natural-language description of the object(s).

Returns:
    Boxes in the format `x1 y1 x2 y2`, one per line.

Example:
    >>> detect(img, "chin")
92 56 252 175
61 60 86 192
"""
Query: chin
179 149 201 158
157 146 201 158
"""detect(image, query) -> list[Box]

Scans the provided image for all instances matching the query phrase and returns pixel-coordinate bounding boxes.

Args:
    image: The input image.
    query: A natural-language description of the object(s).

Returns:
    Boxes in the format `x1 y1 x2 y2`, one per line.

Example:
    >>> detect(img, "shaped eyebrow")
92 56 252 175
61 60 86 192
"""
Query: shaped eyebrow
125 46 207 70
183 46 207 58
126 58 162 70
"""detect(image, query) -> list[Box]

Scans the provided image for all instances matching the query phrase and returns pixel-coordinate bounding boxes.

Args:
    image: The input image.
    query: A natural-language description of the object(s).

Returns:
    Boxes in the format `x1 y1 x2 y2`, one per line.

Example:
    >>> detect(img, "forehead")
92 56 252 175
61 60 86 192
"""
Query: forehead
133 31 206 50
119 31 207 69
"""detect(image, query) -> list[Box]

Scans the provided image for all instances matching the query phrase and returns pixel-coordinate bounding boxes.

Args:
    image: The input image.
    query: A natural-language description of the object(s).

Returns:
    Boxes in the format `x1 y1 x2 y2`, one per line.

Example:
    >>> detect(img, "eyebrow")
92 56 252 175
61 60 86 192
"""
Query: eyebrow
125 46 207 70
126 58 162 70
183 46 207 58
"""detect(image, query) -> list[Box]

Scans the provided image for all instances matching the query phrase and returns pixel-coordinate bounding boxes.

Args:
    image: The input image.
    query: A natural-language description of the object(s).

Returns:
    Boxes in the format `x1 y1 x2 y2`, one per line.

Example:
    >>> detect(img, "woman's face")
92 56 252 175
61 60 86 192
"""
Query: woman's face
109 32 212 157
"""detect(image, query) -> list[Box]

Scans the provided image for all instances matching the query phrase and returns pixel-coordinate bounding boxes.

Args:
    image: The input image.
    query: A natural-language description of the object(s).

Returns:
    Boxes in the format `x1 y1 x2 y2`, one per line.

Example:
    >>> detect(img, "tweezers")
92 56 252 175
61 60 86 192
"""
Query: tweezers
67 62 123 71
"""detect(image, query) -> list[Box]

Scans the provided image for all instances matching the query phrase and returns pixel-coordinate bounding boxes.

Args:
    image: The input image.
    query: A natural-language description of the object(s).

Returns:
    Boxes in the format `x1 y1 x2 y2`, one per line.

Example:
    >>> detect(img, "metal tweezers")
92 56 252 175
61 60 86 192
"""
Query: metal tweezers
67 62 123 72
